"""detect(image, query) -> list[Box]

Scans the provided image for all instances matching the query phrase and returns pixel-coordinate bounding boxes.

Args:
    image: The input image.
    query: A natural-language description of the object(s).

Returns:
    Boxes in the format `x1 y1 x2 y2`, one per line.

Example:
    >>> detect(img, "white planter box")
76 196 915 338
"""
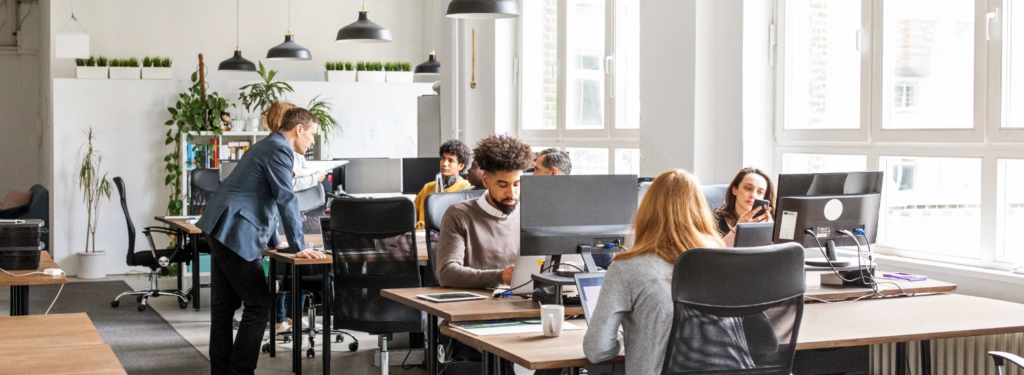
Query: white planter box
142 67 172 80
76 66 108 79
110 67 141 79
325 70 357 82
358 71 386 83
386 71 414 83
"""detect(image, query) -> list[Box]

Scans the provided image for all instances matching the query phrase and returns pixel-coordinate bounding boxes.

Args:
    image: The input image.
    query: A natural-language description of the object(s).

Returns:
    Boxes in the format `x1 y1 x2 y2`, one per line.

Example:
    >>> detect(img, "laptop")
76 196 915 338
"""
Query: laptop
733 222 775 248
574 273 605 322
499 255 545 294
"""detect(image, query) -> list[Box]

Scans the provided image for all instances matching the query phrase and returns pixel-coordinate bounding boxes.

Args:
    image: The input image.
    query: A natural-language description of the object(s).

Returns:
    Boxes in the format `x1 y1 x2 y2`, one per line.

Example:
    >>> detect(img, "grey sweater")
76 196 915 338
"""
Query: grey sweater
583 254 674 374
435 200 519 288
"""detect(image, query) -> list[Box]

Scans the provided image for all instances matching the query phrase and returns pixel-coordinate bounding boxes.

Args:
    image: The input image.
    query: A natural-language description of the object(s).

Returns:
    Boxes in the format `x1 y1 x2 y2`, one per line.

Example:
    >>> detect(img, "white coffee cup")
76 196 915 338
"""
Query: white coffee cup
540 304 565 337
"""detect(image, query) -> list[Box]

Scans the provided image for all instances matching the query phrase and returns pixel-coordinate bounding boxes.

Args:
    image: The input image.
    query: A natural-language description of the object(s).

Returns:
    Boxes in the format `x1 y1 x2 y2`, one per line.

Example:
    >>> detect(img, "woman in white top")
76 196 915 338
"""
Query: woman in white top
267 101 325 190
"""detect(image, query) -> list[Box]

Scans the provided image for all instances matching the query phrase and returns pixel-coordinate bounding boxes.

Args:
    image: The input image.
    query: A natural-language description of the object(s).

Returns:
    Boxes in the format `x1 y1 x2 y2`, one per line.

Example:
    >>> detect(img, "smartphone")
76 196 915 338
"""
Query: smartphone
752 199 770 217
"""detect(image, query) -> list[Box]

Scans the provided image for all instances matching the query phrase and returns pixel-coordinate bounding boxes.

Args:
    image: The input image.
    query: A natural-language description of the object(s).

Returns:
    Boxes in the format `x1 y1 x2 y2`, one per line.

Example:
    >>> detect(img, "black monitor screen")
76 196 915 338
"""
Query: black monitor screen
520 175 638 256
773 171 883 248
402 157 442 194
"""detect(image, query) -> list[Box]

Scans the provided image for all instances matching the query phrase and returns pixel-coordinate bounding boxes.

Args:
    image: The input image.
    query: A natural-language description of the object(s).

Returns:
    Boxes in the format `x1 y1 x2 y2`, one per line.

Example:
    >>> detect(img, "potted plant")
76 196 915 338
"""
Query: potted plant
386 61 414 83
76 55 108 79
142 56 173 80
238 61 294 131
358 61 386 82
78 127 113 279
110 57 141 79
324 61 356 82
307 95 339 158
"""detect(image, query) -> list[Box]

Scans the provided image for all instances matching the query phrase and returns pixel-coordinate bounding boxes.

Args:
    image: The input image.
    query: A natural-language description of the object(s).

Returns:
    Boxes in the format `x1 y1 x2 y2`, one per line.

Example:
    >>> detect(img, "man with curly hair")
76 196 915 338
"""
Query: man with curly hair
413 139 473 229
436 134 534 288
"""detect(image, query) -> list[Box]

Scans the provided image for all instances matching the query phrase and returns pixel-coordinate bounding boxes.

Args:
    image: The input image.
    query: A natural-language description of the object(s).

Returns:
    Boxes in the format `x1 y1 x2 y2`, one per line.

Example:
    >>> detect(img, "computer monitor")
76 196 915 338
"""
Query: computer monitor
401 157 442 194
338 158 402 194
772 171 883 261
520 174 638 272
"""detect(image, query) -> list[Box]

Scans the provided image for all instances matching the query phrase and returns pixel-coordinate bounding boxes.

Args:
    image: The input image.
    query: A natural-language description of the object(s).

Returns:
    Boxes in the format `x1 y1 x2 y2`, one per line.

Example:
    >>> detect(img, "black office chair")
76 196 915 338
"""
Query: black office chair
331 196 424 375
110 177 192 312
422 190 486 287
189 168 220 215
662 243 805 375
989 351 1024 375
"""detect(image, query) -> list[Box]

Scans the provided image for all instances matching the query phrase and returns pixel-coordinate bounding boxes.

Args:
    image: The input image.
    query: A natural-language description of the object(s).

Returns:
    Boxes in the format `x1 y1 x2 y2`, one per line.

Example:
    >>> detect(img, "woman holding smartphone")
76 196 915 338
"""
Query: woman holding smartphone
584 169 742 374
715 167 775 247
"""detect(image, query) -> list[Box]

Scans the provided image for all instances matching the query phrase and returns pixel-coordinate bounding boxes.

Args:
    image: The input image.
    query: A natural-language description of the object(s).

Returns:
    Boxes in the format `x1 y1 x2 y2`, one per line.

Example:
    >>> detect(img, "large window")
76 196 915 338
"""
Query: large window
777 0 1024 270
520 0 640 174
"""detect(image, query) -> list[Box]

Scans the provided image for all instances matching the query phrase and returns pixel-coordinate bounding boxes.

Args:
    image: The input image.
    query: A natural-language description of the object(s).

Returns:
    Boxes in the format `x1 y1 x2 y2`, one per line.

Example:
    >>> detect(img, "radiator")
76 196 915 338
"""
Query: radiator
870 333 1024 374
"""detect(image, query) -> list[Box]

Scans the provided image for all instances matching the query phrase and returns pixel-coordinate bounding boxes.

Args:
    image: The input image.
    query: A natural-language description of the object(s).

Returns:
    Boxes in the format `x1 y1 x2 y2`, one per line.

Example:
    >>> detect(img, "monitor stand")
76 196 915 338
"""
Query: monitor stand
805 239 852 267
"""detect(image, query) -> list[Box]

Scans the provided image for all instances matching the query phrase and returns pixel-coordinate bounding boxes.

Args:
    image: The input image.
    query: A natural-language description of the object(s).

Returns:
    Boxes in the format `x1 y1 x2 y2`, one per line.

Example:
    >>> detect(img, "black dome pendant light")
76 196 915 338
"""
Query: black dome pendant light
415 0 441 76
267 0 312 60
336 0 393 43
219 0 256 71
446 0 520 20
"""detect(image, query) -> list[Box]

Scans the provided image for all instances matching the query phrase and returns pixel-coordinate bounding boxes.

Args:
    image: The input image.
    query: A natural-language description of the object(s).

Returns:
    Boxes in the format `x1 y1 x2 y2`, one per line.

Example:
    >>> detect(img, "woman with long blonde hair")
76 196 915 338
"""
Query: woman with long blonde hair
583 169 730 374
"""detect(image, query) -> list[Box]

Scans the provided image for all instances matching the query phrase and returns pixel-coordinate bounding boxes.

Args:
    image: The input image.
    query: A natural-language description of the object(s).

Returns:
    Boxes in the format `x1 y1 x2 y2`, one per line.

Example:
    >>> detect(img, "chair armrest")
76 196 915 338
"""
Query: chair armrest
989 351 1024 369
141 227 185 267
143 226 179 236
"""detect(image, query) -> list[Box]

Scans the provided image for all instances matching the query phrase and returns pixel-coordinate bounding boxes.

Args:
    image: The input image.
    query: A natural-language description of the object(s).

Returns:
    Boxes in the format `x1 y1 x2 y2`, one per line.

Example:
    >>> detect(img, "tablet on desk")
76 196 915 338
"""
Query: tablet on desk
416 292 487 303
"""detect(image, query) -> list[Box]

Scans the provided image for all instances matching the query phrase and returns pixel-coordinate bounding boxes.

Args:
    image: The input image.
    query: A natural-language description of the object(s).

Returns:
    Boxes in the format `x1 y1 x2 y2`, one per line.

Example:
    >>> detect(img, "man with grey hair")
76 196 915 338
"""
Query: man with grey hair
533 148 572 175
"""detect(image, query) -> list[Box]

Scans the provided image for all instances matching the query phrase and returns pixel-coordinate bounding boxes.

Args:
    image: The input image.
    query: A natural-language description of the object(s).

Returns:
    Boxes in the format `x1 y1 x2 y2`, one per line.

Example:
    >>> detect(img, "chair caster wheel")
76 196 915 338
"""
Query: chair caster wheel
136 295 144 303
283 337 291 343
307 348 315 358
137 305 147 312
348 343 358 352
336 334 344 343
179 301 188 309
111 300 119 308
262 343 270 353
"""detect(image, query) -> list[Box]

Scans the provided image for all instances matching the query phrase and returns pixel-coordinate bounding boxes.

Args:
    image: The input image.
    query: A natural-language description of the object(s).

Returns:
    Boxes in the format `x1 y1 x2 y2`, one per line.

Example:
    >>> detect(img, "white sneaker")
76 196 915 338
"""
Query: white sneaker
277 320 291 332
300 317 323 330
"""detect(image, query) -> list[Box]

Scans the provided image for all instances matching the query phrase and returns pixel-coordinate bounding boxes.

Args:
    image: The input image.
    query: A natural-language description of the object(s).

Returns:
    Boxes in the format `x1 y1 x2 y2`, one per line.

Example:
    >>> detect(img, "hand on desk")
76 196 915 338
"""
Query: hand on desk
295 249 327 259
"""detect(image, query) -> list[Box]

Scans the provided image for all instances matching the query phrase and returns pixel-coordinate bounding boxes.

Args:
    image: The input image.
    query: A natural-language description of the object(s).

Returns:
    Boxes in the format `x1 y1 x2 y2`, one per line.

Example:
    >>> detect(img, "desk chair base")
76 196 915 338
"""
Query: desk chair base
111 270 190 312
261 291 360 356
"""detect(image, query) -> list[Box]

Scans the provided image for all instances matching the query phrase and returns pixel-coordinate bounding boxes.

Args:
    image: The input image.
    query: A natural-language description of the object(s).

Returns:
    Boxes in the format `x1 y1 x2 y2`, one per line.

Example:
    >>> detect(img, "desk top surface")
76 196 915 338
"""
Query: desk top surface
804 271 956 301
382 287 584 322
155 216 201 234
0 313 103 349
440 293 1024 370
0 251 67 287
0 344 127 374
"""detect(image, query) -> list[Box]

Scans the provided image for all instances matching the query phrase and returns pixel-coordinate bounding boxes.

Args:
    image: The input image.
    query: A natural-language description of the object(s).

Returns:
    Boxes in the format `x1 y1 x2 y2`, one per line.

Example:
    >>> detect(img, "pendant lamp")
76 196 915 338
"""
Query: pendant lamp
415 0 441 75
267 0 311 60
336 0 393 43
446 0 520 19
219 0 256 71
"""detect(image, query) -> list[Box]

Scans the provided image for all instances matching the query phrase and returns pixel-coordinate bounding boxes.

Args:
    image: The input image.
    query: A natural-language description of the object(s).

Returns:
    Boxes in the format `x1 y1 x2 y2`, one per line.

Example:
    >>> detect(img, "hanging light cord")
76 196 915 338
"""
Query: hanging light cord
58 0 87 34
430 0 435 51
287 0 291 34
235 0 240 50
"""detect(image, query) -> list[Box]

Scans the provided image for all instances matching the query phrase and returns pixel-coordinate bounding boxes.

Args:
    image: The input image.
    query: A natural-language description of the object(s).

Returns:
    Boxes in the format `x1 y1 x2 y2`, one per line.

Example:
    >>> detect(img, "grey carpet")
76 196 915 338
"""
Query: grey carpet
0 281 209 375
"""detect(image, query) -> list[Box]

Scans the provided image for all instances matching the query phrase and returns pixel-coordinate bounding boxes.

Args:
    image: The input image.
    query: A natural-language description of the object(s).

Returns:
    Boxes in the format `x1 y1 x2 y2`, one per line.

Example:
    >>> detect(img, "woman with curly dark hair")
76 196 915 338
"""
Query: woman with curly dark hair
413 139 473 229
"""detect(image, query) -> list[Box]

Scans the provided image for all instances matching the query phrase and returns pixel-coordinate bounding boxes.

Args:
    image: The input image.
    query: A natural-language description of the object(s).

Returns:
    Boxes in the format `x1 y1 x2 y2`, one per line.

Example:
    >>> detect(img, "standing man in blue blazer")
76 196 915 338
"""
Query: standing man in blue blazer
196 107 326 374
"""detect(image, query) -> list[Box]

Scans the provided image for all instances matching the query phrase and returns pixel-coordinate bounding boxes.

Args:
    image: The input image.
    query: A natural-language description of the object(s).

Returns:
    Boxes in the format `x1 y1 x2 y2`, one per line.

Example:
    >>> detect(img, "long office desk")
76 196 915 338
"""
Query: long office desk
0 251 67 316
263 249 333 375
438 294 1024 373
0 312 127 374
155 216 204 310
804 271 956 301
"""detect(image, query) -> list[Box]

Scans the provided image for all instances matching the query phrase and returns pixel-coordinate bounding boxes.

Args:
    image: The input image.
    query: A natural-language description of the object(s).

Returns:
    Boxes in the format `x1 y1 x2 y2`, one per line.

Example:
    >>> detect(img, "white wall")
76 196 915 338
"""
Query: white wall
0 0 44 197
48 0 429 82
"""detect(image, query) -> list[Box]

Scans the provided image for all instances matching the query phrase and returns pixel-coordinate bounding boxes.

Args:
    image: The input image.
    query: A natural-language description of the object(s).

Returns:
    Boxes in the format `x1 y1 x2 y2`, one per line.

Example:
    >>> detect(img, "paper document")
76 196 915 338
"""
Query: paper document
451 321 582 336
778 211 797 240
164 215 200 220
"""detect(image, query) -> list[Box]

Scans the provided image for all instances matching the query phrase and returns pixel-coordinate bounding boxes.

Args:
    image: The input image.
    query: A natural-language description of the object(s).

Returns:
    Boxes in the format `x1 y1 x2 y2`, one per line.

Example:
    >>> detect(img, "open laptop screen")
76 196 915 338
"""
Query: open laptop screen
574 273 605 323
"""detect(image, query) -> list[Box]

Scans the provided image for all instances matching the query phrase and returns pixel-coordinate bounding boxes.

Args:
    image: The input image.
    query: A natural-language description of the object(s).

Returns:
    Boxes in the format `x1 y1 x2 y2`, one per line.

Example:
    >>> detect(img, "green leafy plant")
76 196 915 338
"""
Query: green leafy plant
75 58 86 67
238 61 294 116
110 59 122 67
126 57 140 68
79 127 112 254
162 59 230 215
401 62 411 72
86 56 96 67
160 57 172 68
384 62 394 72
325 61 336 71
96 56 107 67
372 62 384 71
356 61 366 71
345 62 353 71
307 95 338 147
143 57 153 68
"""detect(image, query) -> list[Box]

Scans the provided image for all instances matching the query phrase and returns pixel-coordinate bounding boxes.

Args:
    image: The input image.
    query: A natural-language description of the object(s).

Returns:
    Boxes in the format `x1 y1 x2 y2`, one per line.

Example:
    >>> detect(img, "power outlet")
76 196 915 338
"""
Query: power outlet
373 348 424 367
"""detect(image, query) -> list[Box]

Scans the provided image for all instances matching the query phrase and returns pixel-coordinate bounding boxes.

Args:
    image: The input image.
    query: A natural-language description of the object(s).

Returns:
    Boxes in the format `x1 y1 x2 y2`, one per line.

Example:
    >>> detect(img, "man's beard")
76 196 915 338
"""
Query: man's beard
488 194 518 215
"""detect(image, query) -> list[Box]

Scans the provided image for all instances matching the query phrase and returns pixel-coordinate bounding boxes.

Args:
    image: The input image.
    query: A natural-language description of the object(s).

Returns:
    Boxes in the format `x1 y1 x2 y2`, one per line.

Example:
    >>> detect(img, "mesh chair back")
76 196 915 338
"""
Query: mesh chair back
662 243 805 375
295 185 326 233
189 169 220 215
330 196 423 334
422 190 485 286
113 177 136 264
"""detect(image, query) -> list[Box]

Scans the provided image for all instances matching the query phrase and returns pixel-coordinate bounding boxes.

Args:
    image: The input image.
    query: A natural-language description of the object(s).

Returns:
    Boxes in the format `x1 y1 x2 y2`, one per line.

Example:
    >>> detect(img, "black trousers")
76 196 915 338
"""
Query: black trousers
208 237 271 375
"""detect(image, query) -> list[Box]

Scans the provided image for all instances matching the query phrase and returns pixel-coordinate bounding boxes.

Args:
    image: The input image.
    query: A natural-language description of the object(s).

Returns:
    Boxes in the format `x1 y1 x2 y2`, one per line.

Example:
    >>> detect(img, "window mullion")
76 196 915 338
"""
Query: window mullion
557 0 569 137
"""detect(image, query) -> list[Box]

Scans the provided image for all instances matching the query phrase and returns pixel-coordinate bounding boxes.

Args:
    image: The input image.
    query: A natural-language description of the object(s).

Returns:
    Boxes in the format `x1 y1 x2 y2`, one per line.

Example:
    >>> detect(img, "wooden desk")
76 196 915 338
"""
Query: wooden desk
0 344 126 374
300 232 430 262
439 294 1024 372
263 249 333 374
155 216 204 310
0 313 103 349
804 271 956 301
0 251 67 316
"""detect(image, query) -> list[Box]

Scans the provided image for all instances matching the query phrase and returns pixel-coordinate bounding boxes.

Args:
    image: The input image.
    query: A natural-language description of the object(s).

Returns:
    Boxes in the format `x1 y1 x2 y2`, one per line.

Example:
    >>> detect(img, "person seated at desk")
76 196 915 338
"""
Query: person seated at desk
435 135 533 288
714 167 774 247
414 139 473 230
464 160 485 190
584 169 753 374
532 148 572 176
